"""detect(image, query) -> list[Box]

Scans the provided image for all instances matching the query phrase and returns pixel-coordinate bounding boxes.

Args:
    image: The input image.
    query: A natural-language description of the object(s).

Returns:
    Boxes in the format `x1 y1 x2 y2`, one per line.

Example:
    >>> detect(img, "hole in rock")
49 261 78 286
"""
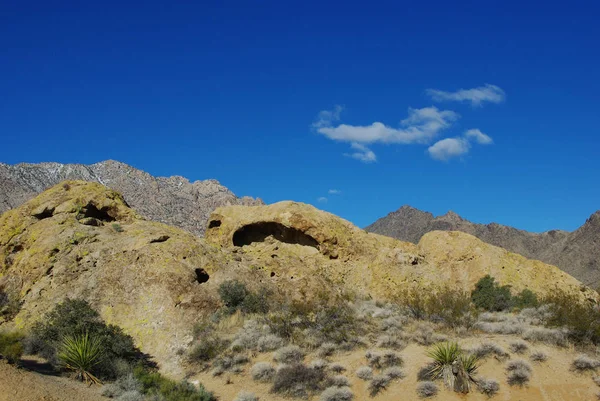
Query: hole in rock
83 203 115 222
33 207 54 220
195 268 210 284
232 222 319 248
208 220 222 229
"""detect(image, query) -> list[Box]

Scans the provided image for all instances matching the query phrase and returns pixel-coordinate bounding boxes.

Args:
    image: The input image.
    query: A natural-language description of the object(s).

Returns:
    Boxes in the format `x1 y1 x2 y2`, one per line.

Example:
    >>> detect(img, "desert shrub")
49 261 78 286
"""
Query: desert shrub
328 374 350 387
134 366 215 401
519 305 553 325
471 275 512 312
102 373 143 398
594 375 600 386
417 363 436 381
233 391 259 401
376 334 406 350
529 351 547 362
368 374 390 396
218 280 249 309
509 341 529 354
416 381 438 398
365 350 382 368
319 386 353 401
0 287 21 320
189 337 228 363
410 322 448 346
0 330 24 364
506 360 532 387
477 378 499 396
241 288 271 314
543 290 600 344
257 334 284 352
318 342 337 357
329 363 346 373
274 345 304 364
522 327 567 346
309 358 329 371
382 350 403 367
512 289 539 309
118 391 144 401
271 363 326 397
26 299 144 380
383 366 404 379
112 223 124 233
472 343 509 360
572 355 600 371
356 366 373 380
398 287 476 328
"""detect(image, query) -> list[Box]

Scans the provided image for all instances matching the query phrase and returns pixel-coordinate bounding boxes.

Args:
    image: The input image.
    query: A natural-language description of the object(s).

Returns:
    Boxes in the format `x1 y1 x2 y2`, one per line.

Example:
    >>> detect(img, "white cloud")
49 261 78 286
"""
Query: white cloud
328 189 342 195
428 128 494 161
465 128 493 145
316 106 458 145
312 105 343 128
426 84 505 107
428 138 471 161
317 196 328 203
344 142 377 163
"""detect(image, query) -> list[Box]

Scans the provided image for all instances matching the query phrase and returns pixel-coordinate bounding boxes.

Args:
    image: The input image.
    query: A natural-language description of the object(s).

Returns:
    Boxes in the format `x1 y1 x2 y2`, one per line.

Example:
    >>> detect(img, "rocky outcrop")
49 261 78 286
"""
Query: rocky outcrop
1 183 596 377
0 160 263 236
366 205 600 287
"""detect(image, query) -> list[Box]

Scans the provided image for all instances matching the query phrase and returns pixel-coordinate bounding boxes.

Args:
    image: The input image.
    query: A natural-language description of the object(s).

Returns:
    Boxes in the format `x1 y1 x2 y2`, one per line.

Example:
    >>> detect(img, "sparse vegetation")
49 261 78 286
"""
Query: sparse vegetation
572 355 600 371
398 287 476 328
271 363 326 398
134 366 216 401
477 377 500 396
328 374 350 387
368 374 391 396
506 359 532 386
274 345 304 364
416 381 438 398
251 362 276 382
509 340 529 354
472 342 509 360
543 290 600 344
356 366 373 380
0 287 21 320
530 351 548 362
319 386 353 401
111 223 124 232
234 391 259 401
383 366 404 379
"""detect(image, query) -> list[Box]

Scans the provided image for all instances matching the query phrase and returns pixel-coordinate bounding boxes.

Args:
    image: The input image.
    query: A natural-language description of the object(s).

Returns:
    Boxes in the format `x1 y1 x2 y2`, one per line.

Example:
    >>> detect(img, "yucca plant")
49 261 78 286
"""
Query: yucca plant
58 332 103 385
426 342 462 388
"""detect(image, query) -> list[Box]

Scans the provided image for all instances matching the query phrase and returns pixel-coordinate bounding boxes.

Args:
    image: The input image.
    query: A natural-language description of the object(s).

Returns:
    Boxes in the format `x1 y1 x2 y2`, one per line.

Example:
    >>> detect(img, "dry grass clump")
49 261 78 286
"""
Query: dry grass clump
383 366 405 380
417 362 436 381
572 355 600 371
416 381 438 398
529 351 548 362
329 363 346 373
251 362 276 382
474 320 525 335
368 374 391 396
319 386 353 401
506 359 532 386
233 391 259 401
376 334 407 350
328 375 350 387
274 345 304 364
509 341 529 354
356 366 373 380
522 327 568 346
410 322 448 346
477 377 500 396
472 342 509 360
518 305 553 325
309 359 329 371
318 342 337 357
271 363 326 398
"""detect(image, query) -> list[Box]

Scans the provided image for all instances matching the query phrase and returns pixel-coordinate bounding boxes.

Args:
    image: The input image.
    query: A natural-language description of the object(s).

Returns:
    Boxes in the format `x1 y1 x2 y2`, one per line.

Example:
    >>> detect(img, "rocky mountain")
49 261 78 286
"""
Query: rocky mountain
366 205 600 287
0 160 262 236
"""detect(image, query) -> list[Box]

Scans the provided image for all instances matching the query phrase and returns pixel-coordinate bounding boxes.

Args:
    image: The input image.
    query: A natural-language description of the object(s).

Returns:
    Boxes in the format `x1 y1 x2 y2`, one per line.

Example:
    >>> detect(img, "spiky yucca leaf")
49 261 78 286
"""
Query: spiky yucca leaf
426 342 462 388
58 332 103 385
459 353 480 379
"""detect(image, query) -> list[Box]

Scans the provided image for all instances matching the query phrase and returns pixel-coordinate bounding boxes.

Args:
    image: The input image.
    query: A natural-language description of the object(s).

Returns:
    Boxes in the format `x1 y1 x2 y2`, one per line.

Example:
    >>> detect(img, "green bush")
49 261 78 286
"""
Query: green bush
0 331 24 364
512 289 539 309
471 275 513 312
398 287 476 328
26 299 145 379
218 280 249 309
134 366 216 401
542 290 600 344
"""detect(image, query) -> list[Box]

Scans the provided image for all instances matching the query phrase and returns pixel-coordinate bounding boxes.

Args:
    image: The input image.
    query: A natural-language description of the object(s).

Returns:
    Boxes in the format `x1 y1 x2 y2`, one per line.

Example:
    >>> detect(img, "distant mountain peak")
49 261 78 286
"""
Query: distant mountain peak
366 204 600 286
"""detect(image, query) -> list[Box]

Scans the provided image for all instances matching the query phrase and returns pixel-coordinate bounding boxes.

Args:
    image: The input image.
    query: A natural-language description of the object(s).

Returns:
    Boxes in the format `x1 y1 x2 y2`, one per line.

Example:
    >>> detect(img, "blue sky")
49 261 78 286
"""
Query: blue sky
1 1 599 232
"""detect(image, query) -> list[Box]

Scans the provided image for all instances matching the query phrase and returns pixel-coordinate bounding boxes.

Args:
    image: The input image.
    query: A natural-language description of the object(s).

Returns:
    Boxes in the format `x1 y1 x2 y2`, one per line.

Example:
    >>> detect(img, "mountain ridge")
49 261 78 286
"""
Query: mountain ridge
366 204 600 286
0 160 263 236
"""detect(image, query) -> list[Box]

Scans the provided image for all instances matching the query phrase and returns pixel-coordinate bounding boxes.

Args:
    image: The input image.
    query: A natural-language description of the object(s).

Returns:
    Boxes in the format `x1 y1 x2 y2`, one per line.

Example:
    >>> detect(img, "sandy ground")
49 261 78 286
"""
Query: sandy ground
0 357 106 401
193 334 600 401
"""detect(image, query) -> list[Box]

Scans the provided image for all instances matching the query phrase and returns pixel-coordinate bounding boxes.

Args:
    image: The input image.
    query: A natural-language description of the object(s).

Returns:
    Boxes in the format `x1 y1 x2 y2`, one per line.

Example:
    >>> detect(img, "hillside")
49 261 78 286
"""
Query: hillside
366 205 600 287
0 160 262 236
